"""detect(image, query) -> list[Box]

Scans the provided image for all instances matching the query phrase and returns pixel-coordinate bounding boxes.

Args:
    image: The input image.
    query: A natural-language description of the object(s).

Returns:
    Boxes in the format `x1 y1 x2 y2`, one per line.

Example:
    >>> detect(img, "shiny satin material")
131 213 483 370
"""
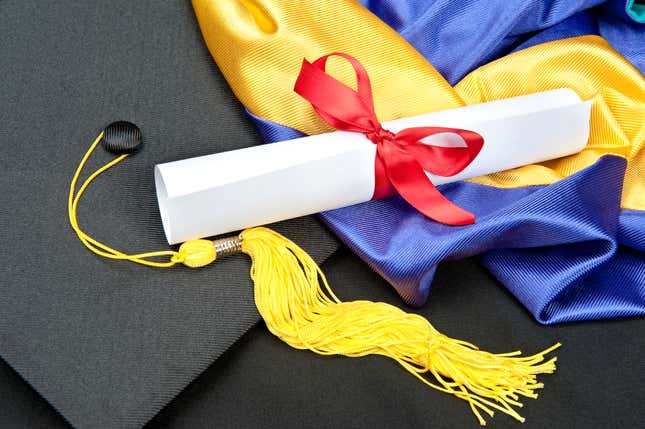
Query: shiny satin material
323 156 645 323
294 53 483 225
192 0 645 323
192 0 644 209
192 0 462 136
456 37 645 211
360 0 645 83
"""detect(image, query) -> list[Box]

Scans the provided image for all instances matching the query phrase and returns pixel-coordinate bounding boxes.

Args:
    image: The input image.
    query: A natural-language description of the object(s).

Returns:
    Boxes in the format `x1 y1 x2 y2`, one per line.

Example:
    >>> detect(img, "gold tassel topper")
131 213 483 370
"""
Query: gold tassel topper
69 125 560 425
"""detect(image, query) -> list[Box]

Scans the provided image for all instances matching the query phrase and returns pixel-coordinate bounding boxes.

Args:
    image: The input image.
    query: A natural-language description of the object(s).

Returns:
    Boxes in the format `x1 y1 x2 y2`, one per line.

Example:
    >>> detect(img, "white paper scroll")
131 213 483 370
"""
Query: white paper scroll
155 89 591 244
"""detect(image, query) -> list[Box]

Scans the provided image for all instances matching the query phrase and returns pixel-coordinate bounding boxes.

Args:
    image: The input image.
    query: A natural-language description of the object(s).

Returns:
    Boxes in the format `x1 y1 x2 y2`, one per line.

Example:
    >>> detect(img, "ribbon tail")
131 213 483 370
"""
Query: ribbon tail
409 182 476 226
380 146 476 225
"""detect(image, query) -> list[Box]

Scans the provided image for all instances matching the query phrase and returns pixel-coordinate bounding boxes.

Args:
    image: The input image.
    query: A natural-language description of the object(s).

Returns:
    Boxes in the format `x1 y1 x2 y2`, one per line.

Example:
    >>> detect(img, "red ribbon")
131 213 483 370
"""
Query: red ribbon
294 53 484 225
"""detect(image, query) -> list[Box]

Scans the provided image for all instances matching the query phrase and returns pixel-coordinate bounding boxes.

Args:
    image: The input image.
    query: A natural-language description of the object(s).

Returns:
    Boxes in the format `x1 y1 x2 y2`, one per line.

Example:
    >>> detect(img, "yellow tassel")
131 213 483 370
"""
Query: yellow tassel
240 227 559 425
70 130 560 425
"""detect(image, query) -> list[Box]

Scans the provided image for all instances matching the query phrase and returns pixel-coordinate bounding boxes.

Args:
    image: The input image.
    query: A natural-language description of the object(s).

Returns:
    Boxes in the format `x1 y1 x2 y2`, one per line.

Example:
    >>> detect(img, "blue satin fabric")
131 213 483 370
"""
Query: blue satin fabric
324 156 644 324
246 0 645 324
360 0 645 83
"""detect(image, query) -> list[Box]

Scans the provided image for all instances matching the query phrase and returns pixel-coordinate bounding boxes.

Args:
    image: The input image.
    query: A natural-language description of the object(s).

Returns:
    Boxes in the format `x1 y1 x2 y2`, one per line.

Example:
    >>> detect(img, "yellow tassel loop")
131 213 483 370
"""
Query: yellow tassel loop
241 227 560 425
70 129 560 425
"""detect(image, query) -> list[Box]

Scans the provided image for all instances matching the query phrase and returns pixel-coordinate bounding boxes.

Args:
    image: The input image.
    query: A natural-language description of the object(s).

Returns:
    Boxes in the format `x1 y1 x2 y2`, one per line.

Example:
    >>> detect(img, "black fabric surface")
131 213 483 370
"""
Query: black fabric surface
1 250 644 429
0 1 338 428
2 1 644 428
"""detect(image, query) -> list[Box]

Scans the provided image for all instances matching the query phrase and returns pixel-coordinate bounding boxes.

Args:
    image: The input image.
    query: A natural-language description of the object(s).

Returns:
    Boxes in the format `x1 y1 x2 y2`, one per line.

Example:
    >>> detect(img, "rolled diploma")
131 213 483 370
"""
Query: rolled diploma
156 89 591 244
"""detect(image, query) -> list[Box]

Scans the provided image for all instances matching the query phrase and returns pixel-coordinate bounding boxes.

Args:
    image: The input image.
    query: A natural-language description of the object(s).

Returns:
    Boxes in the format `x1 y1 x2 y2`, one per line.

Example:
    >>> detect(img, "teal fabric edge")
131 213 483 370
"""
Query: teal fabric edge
627 0 645 22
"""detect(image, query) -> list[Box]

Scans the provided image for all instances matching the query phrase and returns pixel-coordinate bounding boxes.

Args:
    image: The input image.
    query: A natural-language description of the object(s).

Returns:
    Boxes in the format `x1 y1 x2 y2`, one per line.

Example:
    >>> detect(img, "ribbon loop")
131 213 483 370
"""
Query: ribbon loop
294 53 483 225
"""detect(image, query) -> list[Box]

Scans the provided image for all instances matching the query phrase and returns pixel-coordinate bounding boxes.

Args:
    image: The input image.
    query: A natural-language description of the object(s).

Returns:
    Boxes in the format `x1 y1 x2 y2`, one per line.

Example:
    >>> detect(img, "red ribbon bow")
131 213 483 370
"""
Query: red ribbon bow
294 53 484 225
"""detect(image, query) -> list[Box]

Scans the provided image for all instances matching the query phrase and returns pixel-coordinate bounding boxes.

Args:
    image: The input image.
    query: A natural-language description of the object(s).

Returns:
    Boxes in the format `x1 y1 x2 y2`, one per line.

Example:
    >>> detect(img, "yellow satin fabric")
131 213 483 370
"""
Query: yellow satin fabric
457 37 645 210
192 0 645 210
192 0 462 135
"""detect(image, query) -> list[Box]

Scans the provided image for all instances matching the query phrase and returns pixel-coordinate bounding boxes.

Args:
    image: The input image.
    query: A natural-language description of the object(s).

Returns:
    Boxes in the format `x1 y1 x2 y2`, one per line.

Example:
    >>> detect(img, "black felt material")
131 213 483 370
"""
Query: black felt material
0 1 338 428
1 251 643 429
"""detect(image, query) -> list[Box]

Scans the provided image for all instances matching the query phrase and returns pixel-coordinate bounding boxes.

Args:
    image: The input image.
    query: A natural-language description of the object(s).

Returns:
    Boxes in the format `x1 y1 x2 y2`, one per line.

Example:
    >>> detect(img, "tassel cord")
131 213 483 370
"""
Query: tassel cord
68 132 183 267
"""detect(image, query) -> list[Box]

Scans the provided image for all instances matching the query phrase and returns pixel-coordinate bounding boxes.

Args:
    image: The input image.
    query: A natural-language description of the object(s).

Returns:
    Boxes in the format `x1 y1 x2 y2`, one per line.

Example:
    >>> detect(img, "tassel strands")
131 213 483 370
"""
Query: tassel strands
242 227 560 425
69 127 560 425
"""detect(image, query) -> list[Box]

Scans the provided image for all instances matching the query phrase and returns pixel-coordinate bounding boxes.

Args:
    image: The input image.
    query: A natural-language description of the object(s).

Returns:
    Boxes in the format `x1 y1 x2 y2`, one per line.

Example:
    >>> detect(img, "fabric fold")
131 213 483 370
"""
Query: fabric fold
193 0 644 324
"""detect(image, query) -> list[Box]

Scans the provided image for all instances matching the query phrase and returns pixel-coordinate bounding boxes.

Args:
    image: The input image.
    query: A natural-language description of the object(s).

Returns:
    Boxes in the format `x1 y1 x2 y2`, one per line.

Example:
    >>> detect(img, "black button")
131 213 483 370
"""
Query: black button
102 121 142 154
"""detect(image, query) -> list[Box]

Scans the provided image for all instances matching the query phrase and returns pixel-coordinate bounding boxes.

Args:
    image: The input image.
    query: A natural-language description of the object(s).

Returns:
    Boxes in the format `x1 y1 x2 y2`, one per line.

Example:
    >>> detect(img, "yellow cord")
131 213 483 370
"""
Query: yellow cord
68 132 186 267
70 131 560 425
